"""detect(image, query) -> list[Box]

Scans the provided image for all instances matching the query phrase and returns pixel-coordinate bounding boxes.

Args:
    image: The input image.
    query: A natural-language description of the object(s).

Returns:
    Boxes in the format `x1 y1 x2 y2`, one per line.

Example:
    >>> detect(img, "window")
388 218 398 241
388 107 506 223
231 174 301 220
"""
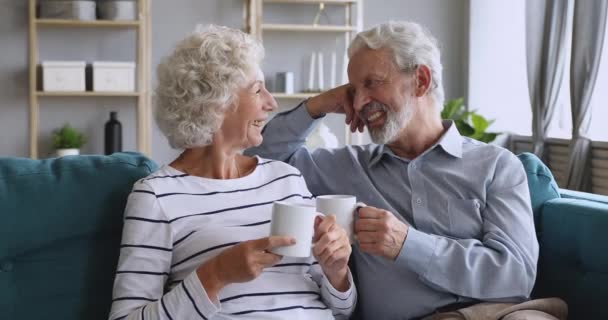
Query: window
469 0 608 142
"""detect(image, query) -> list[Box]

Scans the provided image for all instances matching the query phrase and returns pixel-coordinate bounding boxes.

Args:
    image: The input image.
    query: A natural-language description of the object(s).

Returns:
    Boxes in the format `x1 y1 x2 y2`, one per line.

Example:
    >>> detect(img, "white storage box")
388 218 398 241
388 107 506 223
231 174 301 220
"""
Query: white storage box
97 1 137 21
93 61 136 92
39 1 96 21
41 61 86 92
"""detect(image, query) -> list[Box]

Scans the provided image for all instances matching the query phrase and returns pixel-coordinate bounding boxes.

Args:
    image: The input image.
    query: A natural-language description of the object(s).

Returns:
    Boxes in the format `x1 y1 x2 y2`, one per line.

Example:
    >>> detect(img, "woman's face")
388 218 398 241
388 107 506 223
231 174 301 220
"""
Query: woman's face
217 67 277 150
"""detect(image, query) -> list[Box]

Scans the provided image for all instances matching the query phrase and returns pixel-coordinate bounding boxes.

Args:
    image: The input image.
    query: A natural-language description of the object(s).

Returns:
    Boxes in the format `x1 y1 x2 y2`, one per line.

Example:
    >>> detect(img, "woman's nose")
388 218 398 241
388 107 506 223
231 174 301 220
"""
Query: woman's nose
263 90 278 112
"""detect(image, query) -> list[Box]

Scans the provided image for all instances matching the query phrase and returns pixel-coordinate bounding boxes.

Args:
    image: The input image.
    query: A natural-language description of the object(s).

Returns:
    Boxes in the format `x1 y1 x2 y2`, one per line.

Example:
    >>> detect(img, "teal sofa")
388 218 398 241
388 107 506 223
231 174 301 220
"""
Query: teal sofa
1 152 607 319
0 153 157 319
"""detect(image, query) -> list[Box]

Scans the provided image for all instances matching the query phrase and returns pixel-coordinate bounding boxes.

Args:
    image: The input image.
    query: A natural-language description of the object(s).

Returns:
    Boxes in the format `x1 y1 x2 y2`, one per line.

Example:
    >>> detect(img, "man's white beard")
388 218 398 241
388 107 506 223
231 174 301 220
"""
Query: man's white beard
367 100 413 145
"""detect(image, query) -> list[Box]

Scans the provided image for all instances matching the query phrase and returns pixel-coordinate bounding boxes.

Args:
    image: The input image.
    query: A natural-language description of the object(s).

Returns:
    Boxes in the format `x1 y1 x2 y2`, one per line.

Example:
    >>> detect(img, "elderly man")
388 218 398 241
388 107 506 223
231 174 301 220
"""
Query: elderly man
247 21 566 319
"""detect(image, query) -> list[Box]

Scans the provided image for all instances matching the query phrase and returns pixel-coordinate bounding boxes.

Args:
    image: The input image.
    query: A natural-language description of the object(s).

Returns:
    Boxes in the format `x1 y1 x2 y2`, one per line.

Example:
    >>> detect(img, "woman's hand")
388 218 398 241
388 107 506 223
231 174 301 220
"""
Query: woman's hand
313 215 352 292
197 236 294 299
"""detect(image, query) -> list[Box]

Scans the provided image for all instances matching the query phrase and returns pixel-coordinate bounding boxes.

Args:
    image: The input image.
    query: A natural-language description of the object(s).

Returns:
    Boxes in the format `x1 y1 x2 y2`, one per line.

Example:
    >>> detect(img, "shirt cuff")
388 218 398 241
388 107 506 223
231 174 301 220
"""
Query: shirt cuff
186 270 221 316
397 227 438 277
322 268 355 298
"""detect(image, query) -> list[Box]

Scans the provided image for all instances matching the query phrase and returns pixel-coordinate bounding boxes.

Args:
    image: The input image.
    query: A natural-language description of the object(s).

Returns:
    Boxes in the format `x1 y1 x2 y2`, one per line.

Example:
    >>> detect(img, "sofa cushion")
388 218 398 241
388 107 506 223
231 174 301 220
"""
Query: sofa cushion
517 152 561 226
0 152 157 320
534 197 608 319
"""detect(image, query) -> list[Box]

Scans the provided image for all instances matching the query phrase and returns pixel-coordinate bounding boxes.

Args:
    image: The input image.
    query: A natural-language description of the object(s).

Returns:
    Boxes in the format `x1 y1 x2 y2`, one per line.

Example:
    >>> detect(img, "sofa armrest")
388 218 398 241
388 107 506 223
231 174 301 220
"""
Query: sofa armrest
534 198 608 319
559 189 608 205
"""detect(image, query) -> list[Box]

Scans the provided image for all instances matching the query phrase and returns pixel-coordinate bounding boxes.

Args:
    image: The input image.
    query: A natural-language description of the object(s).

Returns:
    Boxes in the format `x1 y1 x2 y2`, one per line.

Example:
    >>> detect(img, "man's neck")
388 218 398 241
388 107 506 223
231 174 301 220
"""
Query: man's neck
386 111 446 160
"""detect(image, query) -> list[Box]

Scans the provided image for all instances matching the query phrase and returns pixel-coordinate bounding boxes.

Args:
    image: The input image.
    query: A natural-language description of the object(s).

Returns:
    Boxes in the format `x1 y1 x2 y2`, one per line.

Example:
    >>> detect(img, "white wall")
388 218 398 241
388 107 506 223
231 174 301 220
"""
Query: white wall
467 0 532 136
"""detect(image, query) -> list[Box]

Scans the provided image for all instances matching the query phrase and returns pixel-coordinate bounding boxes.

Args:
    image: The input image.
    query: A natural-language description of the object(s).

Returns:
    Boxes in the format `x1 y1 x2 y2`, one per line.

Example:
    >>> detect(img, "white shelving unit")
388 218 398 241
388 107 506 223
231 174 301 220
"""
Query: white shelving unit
244 0 363 144
28 0 151 159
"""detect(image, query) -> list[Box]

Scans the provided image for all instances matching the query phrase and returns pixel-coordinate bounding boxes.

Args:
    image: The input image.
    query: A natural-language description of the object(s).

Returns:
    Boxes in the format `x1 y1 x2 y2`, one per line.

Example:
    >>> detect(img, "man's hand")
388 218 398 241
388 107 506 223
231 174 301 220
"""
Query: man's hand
313 215 352 292
306 85 365 133
355 206 408 260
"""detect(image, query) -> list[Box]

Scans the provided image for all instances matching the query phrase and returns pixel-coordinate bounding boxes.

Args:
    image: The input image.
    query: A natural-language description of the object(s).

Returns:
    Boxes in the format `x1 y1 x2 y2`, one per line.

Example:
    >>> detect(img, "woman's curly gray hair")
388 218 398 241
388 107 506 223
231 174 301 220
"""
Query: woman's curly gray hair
348 21 444 108
154 25 264 149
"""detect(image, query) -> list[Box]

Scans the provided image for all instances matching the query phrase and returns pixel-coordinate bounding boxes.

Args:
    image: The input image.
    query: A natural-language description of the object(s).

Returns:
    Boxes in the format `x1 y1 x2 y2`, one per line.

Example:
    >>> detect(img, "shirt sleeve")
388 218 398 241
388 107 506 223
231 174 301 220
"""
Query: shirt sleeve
108 180 220 320
397 152 539 300
309 263 357 318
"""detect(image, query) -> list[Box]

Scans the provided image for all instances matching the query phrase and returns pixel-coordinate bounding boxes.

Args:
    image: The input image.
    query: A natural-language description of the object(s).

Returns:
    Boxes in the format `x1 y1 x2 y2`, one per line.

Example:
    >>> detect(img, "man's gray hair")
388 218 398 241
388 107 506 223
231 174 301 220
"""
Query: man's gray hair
348 21 444 107
154 25 264 149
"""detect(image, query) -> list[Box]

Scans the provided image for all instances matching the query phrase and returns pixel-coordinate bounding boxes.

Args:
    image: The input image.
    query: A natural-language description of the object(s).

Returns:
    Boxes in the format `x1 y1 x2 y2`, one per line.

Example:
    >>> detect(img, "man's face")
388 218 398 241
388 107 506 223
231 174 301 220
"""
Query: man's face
347 47 415 144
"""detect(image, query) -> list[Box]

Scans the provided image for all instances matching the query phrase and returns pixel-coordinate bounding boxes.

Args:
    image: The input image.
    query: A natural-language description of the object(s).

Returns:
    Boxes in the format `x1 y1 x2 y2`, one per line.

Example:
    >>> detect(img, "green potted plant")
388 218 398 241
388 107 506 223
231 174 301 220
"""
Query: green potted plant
441 98 499 143
52 124 87 157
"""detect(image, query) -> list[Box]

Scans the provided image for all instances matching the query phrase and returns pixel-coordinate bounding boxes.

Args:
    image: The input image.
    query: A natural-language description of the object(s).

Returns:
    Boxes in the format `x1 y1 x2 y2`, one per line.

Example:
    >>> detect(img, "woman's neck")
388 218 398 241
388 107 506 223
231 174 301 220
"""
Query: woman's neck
170 146 245 180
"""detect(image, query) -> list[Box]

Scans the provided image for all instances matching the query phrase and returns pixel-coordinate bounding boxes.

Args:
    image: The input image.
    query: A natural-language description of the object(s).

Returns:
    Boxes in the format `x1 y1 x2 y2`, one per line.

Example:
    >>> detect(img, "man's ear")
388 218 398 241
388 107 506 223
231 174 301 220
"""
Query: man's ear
414 64 432 98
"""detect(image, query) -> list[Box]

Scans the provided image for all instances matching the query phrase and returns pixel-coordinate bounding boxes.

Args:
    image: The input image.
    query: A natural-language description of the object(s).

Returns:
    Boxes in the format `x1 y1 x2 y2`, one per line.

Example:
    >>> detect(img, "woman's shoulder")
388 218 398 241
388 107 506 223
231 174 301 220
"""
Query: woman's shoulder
131 165 185 190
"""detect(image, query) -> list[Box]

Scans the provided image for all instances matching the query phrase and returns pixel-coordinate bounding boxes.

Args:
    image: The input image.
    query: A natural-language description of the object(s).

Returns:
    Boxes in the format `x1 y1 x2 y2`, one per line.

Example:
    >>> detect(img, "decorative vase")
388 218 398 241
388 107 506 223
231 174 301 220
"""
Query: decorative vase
104 111 122 155
56 148 80 157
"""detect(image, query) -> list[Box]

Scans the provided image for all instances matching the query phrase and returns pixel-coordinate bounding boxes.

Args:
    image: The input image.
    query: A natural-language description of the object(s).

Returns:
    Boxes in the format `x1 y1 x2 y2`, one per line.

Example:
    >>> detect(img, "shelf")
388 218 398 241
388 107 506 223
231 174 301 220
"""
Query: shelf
264 0 357 4
37 91 140 97
272 92 320 99
262 24 355 32
36 19 140 28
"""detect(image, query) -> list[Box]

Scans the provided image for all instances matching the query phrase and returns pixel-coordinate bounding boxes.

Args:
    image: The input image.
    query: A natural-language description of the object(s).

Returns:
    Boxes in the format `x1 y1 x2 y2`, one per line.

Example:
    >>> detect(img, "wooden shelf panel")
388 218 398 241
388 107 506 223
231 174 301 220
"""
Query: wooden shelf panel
262 24 355 32
37 91 140 97
36 19 140 28
264 0 357 4
272 92 320 99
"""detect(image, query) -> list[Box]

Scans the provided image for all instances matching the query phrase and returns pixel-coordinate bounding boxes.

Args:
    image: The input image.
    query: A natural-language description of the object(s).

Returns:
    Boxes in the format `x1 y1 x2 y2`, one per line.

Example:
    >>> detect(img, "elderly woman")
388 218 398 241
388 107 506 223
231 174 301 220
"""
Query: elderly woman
108 25 355 320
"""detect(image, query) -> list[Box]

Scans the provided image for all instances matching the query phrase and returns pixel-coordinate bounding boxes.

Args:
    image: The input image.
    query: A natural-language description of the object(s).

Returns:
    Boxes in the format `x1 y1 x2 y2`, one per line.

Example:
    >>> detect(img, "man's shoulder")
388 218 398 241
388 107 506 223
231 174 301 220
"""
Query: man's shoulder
461 137 518 162
460 138 525 181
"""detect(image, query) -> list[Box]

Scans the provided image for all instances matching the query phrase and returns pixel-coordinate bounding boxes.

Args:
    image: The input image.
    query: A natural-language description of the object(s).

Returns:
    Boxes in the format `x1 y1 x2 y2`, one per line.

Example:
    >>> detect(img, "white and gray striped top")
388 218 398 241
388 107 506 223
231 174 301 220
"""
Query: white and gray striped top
109 156 356 320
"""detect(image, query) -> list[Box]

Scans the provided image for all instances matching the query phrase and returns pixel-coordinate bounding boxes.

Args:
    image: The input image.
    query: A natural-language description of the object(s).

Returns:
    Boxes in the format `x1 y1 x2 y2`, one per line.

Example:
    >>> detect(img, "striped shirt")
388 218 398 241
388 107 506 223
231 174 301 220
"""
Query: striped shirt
109 156 356 320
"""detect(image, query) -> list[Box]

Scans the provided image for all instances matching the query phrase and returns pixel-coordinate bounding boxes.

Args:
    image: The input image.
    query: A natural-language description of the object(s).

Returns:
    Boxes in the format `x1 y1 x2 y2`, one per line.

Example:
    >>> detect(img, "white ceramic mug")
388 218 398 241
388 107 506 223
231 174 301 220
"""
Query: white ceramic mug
316 195 357 243
269 201 322 257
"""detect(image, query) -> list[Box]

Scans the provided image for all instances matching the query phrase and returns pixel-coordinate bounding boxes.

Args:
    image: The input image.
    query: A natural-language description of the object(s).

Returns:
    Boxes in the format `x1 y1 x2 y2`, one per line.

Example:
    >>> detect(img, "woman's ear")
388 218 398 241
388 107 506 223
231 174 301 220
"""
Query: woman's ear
414 64 432 97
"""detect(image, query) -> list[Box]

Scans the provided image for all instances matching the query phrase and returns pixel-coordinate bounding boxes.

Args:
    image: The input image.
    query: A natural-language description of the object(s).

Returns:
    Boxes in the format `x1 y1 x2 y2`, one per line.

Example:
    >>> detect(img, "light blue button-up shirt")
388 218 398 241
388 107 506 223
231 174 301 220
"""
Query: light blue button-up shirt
247 103 539 320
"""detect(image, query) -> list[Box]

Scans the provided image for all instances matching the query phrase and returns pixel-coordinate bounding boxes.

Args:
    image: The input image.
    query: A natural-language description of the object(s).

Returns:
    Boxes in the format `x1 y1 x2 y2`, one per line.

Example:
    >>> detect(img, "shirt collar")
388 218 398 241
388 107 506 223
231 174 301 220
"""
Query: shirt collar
368 120 463 167
436 120 463 158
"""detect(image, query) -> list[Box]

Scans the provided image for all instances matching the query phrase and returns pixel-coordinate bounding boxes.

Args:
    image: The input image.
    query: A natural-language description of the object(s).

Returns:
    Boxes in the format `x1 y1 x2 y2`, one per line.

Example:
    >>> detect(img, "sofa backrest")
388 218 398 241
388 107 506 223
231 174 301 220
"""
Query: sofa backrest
517 152 561 228
518 152 608 319
0 152 157 320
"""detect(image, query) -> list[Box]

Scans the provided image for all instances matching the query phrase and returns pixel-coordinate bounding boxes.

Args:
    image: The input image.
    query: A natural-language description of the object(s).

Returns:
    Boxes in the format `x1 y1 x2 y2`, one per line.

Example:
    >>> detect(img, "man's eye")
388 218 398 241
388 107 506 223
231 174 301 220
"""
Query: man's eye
255 89 261 94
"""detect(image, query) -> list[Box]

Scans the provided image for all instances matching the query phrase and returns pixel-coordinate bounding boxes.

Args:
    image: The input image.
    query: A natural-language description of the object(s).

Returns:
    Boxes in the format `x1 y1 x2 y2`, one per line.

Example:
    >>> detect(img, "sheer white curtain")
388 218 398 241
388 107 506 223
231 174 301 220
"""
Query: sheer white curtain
565 0 608 190
526 0 573 161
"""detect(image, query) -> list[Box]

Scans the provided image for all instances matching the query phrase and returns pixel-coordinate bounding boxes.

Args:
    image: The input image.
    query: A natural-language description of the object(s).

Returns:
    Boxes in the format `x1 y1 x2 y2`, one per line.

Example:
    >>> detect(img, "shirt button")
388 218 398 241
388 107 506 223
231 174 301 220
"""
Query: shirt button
411 163 417 169
475 201 481 209
416 198 422 205
0 261 14 272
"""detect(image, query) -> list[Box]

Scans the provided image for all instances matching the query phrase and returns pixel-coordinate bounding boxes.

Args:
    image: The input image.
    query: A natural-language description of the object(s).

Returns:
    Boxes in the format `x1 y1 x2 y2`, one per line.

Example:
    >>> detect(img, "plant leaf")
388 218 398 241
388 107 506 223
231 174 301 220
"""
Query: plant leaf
471 114 489 132
455 120 475 136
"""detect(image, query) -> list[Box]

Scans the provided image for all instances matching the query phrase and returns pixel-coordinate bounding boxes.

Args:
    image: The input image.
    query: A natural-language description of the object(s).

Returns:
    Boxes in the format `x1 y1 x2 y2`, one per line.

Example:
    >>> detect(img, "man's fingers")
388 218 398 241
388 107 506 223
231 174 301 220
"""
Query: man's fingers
355 218 385 232
356 231 379 244
357 206 390 219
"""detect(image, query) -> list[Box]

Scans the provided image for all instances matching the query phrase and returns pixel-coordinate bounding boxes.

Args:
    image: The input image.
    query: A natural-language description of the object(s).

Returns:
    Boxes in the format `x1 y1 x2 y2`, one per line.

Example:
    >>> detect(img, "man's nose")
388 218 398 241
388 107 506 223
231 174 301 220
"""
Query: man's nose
353 89 371 113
